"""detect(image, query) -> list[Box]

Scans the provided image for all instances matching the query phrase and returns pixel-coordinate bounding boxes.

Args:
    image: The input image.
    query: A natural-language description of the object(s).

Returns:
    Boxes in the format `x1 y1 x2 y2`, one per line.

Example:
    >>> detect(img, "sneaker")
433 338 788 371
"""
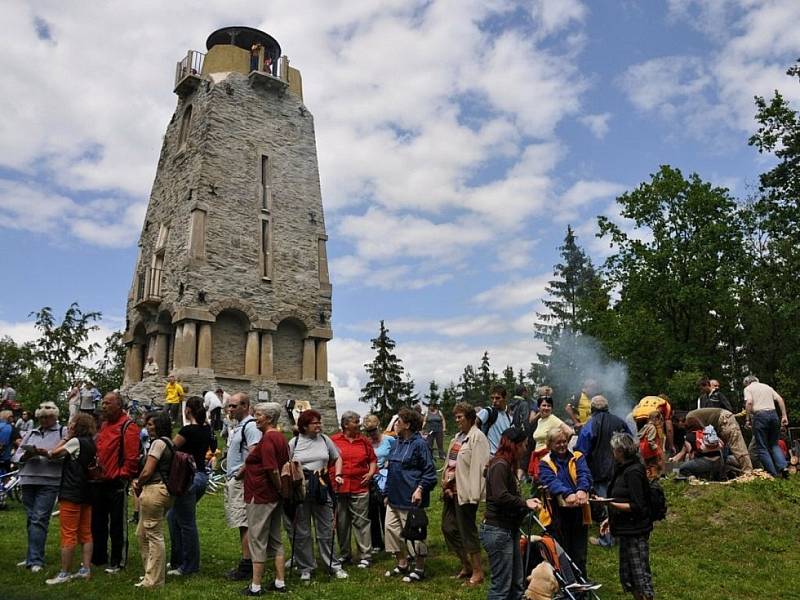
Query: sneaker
356 558 371 569
300 571 312 582
104 566 122 574
589 536 602 546
73 567 91 580
402 569 425 583
333 568 348 579
46 572 72 585
266 581 288 593
16 561 27 568
167 568 183 576
240 586 265 596
30 565 43 574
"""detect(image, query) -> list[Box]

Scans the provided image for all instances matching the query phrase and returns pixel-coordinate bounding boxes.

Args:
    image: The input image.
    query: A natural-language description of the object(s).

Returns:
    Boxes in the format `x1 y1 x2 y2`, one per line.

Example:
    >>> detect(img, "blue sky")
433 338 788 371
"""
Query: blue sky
1 1 799 413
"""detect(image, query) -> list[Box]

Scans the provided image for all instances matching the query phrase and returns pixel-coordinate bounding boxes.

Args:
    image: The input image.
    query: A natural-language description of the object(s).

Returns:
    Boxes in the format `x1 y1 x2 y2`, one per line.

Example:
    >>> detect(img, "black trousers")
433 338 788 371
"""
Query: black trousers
368 485 385 550
91 479 129 567
550 505 589 578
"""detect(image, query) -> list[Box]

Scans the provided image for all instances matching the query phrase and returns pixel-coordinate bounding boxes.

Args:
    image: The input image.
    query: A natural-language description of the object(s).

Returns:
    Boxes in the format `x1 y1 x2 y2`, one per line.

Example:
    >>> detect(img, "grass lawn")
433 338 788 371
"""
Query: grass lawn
1 475 799 599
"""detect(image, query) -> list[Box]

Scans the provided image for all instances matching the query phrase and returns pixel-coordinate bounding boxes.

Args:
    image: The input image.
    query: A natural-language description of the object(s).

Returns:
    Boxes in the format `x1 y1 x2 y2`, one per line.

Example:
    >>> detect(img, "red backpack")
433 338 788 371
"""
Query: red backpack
158 437 197 496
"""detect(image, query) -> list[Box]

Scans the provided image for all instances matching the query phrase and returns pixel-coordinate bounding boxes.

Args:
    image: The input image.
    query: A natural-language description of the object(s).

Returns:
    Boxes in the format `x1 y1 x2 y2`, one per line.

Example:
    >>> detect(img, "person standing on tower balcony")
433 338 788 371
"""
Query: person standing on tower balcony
250 43 262 72
164 375 185 426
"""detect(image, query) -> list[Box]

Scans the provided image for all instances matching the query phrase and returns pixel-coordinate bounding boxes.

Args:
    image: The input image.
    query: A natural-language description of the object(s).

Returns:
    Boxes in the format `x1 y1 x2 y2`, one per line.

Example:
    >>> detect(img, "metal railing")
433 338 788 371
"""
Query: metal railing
175 50 205 87
135 267 164 303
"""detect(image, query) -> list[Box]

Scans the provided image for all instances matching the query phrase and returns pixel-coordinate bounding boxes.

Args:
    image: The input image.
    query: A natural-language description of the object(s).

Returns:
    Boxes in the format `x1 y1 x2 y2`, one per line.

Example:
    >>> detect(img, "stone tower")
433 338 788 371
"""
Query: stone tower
121 26 335 423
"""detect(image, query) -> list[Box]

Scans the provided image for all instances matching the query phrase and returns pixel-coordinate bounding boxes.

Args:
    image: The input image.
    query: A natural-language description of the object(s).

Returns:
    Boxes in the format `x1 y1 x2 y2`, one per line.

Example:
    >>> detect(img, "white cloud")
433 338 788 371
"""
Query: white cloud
555 179 628 223
473 273 551 309
579 113 611 139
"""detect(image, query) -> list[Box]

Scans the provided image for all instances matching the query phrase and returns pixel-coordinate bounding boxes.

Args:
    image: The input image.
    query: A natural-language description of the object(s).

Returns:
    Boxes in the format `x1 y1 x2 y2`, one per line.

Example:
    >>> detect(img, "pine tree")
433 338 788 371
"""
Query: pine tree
533 226 608 385
360 320 408 422
401 372 420 405
425 379 441 406
478 351 496 401
441 382 458 416
502 365 517 396
457 364 481 405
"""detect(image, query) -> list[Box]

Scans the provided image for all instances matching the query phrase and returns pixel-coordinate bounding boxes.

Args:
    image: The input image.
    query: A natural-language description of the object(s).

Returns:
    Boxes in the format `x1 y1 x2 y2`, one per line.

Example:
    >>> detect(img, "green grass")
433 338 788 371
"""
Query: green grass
1 476 799 599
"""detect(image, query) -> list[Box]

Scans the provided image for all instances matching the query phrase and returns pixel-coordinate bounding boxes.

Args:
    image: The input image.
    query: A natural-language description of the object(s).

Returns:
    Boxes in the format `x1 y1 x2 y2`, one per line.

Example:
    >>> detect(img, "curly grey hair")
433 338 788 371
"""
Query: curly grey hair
340 410 361 430
609 432 639 460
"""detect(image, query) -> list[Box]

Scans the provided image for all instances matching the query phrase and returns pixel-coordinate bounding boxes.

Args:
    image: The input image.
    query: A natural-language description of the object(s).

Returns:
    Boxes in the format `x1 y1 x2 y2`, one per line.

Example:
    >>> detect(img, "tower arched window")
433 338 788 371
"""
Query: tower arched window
178 105 193 148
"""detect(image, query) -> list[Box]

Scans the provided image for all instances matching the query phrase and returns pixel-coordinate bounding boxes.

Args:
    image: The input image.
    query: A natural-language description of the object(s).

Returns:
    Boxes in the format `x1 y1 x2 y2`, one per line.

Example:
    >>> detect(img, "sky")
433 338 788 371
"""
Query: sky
1 0 799 416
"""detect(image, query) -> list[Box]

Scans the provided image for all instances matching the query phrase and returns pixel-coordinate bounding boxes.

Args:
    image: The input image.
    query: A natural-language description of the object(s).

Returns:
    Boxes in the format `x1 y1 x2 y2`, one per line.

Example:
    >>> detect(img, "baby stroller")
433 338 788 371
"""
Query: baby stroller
521 513 601 600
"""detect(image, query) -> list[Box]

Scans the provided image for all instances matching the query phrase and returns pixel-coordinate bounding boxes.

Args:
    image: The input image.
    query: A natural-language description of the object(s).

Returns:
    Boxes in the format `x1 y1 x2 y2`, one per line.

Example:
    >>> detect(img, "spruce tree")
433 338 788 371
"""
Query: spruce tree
360 320 408 422
425 379 441 406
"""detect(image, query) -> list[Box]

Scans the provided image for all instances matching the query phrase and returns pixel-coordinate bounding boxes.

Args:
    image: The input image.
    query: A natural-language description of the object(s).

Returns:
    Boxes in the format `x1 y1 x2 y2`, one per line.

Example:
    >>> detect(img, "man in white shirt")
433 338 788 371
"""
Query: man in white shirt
204 388 224 431
743 375 789 478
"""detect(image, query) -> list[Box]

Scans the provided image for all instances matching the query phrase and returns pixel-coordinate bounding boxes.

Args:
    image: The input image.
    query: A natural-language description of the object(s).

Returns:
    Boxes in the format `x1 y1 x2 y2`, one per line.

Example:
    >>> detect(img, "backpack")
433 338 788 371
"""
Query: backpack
480 407 499 436
648 479 667 522
401 507 428 541
159 437 197 496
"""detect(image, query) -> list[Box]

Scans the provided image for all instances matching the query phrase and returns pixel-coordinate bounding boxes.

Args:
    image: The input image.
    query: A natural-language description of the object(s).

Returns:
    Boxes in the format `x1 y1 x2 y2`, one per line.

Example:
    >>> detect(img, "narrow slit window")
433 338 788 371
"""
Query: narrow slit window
178 105 193 148
188 208 207 258
261 218 272 279
260 155 271 210
318 237 330 285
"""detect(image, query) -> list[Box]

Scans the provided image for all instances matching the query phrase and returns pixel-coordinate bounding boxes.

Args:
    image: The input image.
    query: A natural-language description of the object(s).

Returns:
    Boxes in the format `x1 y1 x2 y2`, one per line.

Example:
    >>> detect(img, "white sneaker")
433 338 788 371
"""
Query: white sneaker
300 571 311 582
104 566 122 574
30 565 43 573
73 567 91 580
46 572 72 585
167 568 183 576
334 569 349 579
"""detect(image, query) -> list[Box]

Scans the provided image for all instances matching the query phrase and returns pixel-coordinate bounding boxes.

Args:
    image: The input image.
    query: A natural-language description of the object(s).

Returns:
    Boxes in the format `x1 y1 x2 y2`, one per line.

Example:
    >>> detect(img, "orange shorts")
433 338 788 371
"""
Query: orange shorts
59 500 92 548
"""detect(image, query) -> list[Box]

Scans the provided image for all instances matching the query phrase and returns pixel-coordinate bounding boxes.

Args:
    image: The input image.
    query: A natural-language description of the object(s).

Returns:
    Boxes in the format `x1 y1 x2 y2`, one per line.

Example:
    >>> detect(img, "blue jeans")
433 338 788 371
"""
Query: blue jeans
21 484 59 566
167 471 208 573
753 410 787 476
480 523 523 600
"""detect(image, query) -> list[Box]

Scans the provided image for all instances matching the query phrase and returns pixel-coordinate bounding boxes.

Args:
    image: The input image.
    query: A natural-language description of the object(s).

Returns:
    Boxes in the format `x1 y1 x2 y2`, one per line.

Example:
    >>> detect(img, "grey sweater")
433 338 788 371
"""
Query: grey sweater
13 425 66 486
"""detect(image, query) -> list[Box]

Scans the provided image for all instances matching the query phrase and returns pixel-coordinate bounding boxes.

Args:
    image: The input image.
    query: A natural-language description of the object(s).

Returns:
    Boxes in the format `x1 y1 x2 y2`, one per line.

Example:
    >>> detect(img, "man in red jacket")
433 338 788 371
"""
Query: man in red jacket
91 392 141 572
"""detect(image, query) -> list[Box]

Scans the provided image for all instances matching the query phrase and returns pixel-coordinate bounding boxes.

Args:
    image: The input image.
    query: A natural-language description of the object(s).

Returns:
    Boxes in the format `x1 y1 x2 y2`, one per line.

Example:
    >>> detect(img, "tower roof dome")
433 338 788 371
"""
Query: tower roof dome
206 26 281 59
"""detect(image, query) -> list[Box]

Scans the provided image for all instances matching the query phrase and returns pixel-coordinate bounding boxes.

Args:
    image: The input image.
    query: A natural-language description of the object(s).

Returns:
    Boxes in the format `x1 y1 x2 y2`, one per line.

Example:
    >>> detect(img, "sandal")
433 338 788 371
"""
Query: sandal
356 559 371 569
464 577 484 587
384 564 410 577
451 570 472 580
402 569 425 583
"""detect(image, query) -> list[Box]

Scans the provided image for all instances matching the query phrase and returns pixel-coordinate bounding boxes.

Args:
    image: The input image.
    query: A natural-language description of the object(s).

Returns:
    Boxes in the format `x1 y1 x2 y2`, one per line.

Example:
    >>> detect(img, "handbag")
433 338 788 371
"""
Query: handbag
401 507 428 541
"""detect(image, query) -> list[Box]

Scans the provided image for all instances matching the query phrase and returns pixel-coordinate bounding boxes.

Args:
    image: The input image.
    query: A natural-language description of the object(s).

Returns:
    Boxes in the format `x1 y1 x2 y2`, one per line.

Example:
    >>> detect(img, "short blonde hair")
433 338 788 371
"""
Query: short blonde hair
546 426 568 447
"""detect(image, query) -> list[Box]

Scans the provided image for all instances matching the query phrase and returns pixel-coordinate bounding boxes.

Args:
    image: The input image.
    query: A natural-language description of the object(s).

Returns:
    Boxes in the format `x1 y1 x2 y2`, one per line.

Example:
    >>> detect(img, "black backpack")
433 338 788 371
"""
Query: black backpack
648 479 668 522
158 437 197 496
480 407 499 436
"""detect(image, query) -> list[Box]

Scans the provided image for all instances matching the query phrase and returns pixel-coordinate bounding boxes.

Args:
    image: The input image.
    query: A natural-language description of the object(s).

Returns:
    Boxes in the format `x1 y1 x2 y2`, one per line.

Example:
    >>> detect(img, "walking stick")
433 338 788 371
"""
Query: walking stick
328 489 338 577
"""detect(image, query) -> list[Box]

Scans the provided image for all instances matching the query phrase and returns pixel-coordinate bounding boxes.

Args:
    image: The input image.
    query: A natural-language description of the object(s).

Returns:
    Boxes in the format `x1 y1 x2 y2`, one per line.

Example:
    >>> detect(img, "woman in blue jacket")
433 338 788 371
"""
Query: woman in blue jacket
383 407 437 583
539 427 593 579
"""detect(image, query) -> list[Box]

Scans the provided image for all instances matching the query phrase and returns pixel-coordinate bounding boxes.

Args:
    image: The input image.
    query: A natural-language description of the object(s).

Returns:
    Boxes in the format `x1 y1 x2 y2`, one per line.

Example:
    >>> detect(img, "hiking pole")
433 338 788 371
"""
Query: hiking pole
328 489 338 577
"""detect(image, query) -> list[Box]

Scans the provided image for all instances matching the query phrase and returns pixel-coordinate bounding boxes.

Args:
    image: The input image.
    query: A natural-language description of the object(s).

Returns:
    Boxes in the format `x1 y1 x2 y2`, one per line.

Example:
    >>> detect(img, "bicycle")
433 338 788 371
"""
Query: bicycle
0 469 22 506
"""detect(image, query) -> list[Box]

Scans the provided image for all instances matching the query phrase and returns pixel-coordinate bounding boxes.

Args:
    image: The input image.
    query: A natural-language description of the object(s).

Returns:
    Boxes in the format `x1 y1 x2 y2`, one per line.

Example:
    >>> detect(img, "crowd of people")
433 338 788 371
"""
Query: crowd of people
0 372 793 599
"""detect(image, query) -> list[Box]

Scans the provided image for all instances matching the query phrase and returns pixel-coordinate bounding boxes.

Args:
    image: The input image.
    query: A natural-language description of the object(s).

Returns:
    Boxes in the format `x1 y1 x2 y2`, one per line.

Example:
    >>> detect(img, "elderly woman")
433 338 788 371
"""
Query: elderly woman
331 411 377 568
539 428 592 580
480 426 542 600
600 433 654 600
383 407 437 583
40 413 97 585
167 396 213 576
132 412 174 588
13 402 66 572
242 402 290 595
528 388 574 481
285 409 347 581
364 414 396 552
441 402 490 587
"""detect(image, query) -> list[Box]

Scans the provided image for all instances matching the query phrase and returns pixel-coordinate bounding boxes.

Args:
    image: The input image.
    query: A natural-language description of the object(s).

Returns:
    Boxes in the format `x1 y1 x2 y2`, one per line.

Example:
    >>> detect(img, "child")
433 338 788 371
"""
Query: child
639 411 665 480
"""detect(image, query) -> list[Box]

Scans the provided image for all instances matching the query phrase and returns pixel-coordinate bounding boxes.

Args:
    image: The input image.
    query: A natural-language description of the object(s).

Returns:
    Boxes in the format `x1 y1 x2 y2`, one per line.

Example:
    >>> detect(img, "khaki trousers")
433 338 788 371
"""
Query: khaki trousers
720 414 753 471
136 483 172 588
336 493 372 561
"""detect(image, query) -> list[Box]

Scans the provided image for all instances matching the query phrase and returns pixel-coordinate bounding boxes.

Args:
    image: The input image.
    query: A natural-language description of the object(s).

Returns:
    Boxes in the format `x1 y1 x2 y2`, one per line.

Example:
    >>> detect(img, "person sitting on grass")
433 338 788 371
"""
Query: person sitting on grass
42 413 97 585
638 411 665 481
383 407 437 583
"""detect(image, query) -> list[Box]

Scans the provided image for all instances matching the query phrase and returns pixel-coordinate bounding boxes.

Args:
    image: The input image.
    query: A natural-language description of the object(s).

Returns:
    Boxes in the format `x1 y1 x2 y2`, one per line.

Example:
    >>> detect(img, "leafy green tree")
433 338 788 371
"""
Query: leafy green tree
744 60 800 413
86 331 126 395
0 336 34 389
360 320 409 422
597 166 745 397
